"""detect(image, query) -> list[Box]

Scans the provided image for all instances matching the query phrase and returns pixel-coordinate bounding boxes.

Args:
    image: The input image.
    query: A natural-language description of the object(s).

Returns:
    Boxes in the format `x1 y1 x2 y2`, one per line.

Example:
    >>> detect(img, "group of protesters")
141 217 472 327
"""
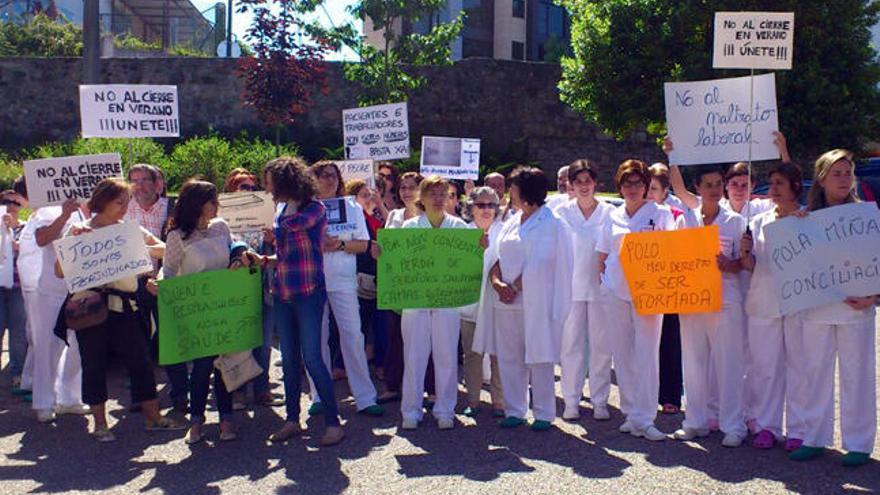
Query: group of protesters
0 133 876 466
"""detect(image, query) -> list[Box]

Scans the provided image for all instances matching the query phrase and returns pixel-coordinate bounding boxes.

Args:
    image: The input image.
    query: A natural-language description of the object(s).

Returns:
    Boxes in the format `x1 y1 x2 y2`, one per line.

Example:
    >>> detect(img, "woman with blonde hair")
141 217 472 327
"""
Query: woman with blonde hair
789 150 877 466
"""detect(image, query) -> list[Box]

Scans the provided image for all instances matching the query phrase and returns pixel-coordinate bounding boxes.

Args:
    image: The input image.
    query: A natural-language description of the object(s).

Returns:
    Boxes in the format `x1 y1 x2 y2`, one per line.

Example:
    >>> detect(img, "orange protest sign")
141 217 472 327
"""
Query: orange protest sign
620 225 722 315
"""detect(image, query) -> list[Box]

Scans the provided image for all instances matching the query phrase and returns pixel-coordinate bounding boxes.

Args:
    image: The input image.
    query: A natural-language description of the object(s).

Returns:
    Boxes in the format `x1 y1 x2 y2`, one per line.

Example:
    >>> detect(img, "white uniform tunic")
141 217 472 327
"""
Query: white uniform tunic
744 208 808 441
554 198 615 410
399 213 469 423
678 206 748 436
595 201 675 431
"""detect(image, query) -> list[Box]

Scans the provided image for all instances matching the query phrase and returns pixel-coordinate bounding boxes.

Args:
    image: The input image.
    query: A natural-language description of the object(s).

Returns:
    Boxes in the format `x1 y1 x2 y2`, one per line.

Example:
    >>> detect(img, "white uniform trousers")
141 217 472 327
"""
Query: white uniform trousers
30 293 82 411
560 301 590 409
19 289 37 391
308 289 378 410
604 292 662 430
800 319 876 453
400 308 460 422
587 301 613 409
494 308 556 421
746 314 807 440
680 304 746 436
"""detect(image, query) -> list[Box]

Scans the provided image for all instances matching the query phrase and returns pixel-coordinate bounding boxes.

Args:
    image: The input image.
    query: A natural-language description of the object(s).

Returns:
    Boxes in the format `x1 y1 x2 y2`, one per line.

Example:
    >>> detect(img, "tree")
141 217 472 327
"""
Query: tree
312 0 464 105
236 0 331 155
0 13 83 57
557 0 880 156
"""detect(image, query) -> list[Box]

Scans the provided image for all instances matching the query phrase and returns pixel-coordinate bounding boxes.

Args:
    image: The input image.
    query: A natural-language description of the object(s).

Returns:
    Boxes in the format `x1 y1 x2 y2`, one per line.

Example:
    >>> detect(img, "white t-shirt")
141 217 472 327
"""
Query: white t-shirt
682 206 746 306
16 210 46 292
37 207 86 297
554 198 614 302
385 208 409 229
323 198 369 292
596 201 676 302
720 197 774 219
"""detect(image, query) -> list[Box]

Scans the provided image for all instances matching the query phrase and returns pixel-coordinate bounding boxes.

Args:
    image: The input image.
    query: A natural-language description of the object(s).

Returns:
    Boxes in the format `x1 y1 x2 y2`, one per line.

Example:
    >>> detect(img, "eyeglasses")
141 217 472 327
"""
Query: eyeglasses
237 183 257 191
473 202 497 209
0 199 21 207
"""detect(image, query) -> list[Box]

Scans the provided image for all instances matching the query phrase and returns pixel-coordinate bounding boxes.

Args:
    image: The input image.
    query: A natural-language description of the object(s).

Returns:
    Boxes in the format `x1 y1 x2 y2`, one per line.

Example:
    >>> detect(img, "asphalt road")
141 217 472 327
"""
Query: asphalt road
1 314 878 495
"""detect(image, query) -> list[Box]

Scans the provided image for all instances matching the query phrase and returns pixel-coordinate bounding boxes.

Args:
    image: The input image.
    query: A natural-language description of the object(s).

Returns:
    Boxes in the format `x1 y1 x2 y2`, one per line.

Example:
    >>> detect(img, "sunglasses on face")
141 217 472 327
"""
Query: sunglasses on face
1 199 21 207
238 183 257 191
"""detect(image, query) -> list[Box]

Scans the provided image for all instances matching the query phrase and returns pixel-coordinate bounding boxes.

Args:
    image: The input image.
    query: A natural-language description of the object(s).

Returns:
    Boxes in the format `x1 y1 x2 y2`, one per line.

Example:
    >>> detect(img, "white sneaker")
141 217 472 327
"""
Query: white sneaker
592 404 610 421
673 427 710 440
618 420 634 433
721 432 746 448
55 404 90 416
437 418 454 430
401 418 419 430
632 425 666 441
562 405 581 421
36 409 56 423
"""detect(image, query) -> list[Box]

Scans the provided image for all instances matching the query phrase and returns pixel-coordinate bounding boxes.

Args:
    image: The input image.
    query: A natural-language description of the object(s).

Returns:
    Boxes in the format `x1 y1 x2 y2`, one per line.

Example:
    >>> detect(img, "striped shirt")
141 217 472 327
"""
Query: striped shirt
272 200 327 301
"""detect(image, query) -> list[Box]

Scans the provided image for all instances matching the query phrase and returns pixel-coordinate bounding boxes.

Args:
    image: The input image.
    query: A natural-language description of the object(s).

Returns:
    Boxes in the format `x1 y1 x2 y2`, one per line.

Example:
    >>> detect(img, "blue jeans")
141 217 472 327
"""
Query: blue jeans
190 356 233 424
0 287 27 378
252 302 277 396
274 290 340 426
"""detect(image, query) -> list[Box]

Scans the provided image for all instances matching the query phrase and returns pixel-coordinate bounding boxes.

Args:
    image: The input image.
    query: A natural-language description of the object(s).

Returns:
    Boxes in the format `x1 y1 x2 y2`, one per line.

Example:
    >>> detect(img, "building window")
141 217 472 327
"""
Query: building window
512 0 525 19
512 41 524 60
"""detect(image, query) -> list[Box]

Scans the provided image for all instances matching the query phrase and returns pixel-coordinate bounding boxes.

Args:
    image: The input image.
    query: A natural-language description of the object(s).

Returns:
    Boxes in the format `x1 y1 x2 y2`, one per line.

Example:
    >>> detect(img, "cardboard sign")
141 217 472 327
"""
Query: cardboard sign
377 228 484 309
321 196 368 240
764 202 880 315
337 159 376 188
79 84 180 138
713 12 794 70
23 153 123 208
53 221 153 292
218 191 275 235
620 225 722 315
665 74 780 165
343 102 410 160
420 136 481 180
158 268 263 365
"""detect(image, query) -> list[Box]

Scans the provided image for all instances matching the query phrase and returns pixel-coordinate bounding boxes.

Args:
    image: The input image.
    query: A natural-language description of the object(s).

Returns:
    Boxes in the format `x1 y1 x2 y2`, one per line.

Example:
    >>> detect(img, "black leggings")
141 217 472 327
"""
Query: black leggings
76 310 157 406
658 313 683 408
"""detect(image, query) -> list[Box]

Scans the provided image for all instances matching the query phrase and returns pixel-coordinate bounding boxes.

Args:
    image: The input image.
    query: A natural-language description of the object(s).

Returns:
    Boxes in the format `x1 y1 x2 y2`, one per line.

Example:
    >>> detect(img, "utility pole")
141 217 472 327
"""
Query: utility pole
82 0 100 83
226 0 233 57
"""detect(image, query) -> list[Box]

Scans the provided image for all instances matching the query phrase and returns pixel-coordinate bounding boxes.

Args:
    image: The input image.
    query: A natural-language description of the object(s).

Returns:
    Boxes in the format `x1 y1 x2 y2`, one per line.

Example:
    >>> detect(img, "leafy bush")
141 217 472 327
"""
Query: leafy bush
164 135 235 191
229 132 299 177
0 14 83 57
0 151 23 191
70 137 167 168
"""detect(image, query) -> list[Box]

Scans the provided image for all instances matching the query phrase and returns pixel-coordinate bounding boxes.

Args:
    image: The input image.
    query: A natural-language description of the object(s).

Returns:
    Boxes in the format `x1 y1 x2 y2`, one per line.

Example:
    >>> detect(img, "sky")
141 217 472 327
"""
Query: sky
188 0 360 61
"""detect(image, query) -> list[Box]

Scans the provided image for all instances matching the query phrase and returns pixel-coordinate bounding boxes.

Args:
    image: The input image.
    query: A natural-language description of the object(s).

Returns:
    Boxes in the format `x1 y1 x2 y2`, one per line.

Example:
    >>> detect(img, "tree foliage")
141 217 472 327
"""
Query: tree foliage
557 0 880 155
0 13 83 57
236 0 331 139
313 0 464 105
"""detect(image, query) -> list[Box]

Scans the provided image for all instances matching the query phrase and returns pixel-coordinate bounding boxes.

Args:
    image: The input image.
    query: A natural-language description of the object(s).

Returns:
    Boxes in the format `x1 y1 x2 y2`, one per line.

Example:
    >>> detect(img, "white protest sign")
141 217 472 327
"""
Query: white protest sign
54 221 153 292
764 202 880 315
320 196 368 240
79 85 180 138
218 191 276 235
664 73 779 166
24 153 123 208
337 160 376 189
713 12 794 70
420 136 480 180
343 102 410 161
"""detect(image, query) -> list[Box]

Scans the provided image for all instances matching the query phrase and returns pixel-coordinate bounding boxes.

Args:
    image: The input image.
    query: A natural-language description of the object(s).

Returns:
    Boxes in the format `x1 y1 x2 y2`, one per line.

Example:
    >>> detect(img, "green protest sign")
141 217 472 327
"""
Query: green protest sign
377 228 484 310
158 268 263 365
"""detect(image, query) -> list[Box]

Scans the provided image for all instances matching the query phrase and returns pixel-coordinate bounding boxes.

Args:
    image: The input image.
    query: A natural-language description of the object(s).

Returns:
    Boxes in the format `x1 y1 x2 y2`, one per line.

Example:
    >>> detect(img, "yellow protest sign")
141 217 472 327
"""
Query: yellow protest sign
620 225 722 315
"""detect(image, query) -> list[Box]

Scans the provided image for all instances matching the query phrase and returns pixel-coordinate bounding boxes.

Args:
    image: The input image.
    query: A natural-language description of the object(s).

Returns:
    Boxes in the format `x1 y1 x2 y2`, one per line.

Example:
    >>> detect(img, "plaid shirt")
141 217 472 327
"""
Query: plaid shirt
272 200 327 301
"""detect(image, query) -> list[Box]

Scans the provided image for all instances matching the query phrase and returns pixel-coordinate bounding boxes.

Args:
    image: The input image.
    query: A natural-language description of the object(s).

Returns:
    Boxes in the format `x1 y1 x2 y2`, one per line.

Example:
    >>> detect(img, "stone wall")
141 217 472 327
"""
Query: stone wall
0 57 664 186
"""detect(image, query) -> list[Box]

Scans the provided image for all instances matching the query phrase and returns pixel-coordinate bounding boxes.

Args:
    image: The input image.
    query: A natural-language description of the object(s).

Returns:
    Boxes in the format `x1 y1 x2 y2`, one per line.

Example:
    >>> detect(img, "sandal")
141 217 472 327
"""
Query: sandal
752 429 776 449
146 417 186 432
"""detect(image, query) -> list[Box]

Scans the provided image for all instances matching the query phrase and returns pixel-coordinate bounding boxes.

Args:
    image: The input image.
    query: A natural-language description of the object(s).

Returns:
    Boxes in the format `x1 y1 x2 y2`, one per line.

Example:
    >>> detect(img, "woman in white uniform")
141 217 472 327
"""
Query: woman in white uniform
596 160 675 441
740 162 808 452
307 161 383 417
460 186 505 418
475 167 572 431
553 160 614 421
672 167 748 447
398 176 469 430
29 198 88 423
788 149 877 466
